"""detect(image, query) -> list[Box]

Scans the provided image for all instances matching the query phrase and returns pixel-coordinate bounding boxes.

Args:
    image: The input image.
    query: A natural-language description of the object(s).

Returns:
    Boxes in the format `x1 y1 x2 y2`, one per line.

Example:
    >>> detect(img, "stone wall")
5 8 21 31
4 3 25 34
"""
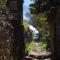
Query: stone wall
0 0 25 60
0 8 12 60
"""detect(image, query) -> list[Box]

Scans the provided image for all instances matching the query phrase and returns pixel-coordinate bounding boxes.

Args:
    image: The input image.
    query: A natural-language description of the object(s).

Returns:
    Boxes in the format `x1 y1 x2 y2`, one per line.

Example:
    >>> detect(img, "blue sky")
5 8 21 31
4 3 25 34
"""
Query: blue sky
23 0 34 20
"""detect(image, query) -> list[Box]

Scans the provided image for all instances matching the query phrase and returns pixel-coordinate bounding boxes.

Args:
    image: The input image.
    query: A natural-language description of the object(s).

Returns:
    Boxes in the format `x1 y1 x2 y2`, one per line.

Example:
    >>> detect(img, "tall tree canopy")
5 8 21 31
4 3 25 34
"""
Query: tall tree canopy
29 0 60 52
30 0 59 14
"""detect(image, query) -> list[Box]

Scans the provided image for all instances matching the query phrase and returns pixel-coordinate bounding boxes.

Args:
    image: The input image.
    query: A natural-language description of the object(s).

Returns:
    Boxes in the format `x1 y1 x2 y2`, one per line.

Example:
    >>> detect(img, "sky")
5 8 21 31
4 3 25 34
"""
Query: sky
23 0 34 20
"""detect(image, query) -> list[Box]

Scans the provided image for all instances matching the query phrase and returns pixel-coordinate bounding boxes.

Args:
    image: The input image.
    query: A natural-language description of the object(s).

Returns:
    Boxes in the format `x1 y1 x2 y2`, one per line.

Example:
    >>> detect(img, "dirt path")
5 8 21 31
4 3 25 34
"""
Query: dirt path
25 43 51 60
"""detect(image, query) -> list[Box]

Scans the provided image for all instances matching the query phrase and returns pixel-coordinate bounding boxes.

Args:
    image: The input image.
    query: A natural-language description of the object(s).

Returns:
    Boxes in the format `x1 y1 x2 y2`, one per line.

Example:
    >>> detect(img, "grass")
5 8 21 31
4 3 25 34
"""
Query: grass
25 40 48 53
26 40 36 53
23 20 29 30
39 42 47 50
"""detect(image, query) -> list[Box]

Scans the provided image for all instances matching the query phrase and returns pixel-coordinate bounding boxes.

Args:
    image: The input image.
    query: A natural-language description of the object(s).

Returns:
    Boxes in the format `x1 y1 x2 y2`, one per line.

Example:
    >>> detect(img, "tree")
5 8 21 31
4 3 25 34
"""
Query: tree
29 0 58 55
30 0 60 60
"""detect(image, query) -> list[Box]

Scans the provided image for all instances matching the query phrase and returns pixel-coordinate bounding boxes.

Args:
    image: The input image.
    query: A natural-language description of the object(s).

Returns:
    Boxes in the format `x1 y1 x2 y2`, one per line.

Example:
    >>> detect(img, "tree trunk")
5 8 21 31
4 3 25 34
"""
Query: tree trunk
53 10 60 60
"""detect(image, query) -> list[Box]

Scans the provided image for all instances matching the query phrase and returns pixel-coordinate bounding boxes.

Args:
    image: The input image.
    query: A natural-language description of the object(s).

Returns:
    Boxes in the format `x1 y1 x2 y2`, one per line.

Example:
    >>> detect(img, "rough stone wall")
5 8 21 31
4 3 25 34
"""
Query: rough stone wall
0 9 13 60
0 0 25 60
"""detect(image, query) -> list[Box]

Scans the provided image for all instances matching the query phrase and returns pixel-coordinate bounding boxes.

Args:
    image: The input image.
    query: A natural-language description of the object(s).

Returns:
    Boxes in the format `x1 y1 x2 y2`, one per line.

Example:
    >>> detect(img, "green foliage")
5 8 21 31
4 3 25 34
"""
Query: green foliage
26 40 48 53
39 42 48 50
30 0 50 49
32 13 48 28
26 41 36 53
31 13 50 41
0 0 6 9
29 4 36 14
23 20 29 30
